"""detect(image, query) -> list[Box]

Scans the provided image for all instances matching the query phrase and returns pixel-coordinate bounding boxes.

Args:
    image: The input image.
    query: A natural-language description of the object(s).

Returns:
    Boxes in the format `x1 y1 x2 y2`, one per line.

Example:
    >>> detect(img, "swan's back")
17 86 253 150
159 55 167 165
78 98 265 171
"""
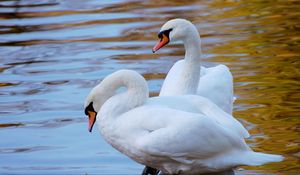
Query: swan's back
110 105 281 175
160 61 234 114
146 95 249 138
198 64 234 114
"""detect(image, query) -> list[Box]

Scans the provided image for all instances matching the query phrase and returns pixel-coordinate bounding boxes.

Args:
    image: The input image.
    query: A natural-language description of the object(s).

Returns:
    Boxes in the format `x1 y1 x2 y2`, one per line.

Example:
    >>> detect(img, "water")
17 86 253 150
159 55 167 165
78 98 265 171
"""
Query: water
0 0 299 174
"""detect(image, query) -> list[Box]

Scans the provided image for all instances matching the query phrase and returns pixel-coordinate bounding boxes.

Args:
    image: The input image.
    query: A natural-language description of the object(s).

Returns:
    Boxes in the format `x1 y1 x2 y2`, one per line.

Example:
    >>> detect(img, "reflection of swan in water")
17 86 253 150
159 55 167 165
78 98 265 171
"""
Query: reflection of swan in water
84 70 283 175
153 18 235 115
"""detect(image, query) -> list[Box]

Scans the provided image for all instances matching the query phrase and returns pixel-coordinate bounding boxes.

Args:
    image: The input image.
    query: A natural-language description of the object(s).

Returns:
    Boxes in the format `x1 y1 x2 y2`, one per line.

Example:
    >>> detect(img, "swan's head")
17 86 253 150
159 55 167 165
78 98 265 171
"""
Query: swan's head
84 72 121 132
152 18 198 53
84 70 149 132
84 82 112 132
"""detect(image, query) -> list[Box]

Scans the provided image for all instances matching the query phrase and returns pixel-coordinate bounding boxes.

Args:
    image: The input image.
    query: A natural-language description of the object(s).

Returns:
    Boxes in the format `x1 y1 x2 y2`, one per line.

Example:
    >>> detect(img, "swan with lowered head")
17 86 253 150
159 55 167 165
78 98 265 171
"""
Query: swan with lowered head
153 18 234 115
84 69 283 175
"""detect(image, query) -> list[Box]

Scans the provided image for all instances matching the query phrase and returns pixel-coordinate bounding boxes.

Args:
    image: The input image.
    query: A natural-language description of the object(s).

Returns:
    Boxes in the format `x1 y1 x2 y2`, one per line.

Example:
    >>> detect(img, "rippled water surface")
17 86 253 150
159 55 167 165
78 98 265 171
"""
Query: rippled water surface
0 0 299 174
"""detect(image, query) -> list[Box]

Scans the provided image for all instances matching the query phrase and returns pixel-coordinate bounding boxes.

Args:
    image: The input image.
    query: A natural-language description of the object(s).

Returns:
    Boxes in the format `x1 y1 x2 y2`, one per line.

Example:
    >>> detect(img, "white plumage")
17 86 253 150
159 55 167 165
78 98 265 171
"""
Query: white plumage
84 69 283 175
155 19 234 115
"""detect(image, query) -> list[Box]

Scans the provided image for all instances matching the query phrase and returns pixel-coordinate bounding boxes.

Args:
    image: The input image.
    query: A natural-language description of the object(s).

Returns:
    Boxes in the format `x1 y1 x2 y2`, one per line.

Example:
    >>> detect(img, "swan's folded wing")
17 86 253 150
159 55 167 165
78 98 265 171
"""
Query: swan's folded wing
198 64 234 114
135 108 245 162
183 95 250 138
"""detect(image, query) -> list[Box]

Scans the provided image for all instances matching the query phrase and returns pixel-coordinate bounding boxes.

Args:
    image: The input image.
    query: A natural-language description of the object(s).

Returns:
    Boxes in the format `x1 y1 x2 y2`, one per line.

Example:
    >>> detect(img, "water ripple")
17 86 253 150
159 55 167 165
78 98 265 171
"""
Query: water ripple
0 0 299 174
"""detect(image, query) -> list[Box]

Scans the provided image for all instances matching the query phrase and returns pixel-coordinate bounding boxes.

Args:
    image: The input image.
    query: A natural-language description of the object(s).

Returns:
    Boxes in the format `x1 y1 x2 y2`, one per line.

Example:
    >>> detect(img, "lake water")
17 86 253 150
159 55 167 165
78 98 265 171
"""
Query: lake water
0 0 299 174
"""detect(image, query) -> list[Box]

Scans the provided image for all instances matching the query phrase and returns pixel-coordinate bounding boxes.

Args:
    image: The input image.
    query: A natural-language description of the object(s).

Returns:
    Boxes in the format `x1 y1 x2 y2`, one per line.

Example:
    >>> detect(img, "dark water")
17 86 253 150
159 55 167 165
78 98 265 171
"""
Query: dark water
0 0 299 174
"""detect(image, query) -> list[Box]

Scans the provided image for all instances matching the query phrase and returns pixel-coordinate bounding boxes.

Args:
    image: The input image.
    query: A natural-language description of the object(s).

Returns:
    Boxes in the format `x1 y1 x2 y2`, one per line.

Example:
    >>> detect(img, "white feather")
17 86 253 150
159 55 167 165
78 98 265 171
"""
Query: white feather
84 70 283 175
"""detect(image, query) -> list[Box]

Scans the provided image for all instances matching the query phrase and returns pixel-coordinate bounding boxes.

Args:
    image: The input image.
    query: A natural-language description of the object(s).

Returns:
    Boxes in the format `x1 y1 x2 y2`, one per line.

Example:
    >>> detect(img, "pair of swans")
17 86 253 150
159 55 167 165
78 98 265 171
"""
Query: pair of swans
84 19 283 175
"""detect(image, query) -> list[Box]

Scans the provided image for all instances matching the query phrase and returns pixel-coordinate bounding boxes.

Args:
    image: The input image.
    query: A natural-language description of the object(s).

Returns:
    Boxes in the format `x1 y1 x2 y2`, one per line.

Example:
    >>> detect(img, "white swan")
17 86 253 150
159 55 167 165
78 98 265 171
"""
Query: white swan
153 18 234 115
84 70 283 175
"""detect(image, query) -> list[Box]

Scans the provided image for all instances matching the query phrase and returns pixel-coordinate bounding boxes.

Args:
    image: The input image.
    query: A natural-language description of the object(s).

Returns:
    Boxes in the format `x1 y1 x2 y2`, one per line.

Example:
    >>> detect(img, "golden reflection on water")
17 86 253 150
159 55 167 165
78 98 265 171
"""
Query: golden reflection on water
0 0 299 174
206 1 300 174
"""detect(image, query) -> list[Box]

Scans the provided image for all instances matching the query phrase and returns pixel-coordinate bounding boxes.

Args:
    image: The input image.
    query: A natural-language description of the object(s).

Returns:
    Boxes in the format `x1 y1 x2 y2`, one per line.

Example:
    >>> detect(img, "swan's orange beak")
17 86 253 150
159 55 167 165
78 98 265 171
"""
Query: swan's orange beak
87 111 97 132
152 33 169 53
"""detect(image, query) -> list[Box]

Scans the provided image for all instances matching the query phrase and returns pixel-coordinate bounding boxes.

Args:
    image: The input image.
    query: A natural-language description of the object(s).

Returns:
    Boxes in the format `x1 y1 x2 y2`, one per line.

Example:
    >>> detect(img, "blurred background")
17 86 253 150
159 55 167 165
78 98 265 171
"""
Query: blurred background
0 0 299 174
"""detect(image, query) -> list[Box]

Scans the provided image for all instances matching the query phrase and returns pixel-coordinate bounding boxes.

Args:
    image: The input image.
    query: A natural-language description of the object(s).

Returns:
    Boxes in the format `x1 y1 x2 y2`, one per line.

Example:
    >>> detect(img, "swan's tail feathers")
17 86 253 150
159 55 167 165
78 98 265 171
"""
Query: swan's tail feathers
241 152 284 166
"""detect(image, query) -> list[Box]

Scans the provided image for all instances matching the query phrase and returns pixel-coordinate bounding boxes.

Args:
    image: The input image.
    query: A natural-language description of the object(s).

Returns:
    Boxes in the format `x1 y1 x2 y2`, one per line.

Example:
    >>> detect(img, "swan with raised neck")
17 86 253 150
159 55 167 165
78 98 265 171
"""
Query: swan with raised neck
153 18 202 95
153 18 234 115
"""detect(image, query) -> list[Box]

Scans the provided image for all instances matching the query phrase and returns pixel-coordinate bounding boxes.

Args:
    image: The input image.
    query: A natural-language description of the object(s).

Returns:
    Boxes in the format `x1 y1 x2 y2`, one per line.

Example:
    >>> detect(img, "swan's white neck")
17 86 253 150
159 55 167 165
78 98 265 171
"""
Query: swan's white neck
94 70 149 137
179 29 202 94
183 32 201 63
95 70 149 123
88 70 148 154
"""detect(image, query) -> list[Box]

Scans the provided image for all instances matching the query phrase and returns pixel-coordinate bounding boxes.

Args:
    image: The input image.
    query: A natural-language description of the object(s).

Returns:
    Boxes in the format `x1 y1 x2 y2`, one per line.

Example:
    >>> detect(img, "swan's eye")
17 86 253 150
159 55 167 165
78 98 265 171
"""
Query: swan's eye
153 28 173 53
85 102 95 115
158 28 173 39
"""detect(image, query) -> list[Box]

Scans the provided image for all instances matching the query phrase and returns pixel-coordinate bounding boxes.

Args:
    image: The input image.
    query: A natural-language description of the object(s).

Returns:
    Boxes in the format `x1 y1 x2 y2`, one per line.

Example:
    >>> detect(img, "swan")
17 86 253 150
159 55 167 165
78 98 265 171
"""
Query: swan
84 69 283 175
153 18 234 115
